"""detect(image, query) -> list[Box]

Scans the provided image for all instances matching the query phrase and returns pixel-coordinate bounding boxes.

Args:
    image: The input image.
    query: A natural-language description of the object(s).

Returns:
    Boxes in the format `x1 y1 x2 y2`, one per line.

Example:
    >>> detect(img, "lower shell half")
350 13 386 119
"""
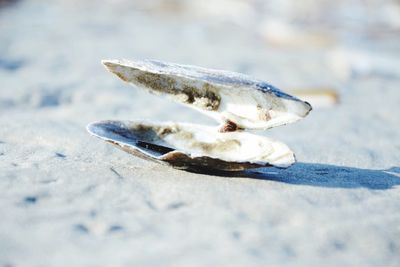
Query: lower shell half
87 120 295 171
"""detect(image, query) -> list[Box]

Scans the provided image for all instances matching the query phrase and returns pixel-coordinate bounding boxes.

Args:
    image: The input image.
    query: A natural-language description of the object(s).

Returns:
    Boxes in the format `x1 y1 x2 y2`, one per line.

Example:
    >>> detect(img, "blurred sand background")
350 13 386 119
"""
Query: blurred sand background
1 0 400 266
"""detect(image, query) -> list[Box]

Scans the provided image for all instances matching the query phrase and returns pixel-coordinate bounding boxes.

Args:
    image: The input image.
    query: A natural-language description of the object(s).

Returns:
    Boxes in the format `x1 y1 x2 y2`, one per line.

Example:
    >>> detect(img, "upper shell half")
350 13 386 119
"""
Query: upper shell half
101 59 312 130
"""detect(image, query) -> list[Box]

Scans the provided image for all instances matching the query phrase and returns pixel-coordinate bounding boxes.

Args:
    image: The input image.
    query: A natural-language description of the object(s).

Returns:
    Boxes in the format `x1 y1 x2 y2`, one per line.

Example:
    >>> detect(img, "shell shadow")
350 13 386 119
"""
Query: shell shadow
187 163 400 190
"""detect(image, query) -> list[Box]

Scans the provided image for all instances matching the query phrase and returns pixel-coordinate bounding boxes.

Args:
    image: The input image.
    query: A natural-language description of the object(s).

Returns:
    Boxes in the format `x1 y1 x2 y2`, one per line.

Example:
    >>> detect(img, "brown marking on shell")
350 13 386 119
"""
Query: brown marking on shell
134 72 220 111
180 84 220 110
114 72 128 82
127 124 160 141
130 124 155 132
136 72 177 95
157 127 174 137
200 83 221 110
161 151 265 171
219 120 239 132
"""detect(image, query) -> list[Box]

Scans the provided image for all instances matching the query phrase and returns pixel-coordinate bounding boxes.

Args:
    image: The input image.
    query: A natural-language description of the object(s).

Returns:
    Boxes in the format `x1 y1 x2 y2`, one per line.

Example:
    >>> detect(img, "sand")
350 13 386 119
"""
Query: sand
1 0 400 266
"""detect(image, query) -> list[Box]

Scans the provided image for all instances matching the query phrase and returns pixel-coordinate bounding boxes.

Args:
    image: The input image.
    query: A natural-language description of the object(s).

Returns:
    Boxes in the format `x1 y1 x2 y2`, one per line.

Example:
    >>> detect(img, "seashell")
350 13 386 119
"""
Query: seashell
87 59 312 171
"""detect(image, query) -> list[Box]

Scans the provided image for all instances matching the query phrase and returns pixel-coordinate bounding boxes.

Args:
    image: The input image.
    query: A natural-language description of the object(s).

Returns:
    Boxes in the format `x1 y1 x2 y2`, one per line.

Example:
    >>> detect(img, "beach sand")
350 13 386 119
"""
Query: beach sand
1 0 400 266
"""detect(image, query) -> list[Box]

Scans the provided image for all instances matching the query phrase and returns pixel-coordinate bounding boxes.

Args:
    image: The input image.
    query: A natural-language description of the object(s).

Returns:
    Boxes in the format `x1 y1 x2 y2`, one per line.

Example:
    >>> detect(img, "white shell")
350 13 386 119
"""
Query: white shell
87 59 312 171
87 120 295 171
102 59 312 130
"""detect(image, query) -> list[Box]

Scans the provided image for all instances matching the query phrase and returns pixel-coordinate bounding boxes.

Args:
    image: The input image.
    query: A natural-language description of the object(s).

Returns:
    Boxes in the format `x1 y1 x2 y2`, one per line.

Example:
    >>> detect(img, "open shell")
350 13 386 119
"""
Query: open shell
87 59 312 171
